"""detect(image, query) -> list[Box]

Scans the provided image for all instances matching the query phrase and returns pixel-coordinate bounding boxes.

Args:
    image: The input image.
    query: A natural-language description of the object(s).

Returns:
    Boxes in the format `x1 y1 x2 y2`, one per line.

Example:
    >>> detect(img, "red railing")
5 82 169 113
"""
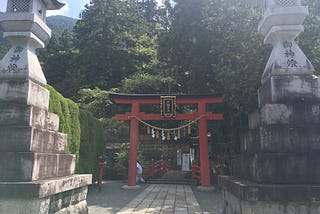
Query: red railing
143 160 170 179
192 164 200 181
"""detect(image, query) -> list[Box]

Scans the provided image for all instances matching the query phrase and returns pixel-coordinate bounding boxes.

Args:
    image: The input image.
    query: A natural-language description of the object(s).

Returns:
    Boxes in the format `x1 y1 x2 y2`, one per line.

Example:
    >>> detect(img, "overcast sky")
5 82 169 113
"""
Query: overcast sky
0 0 165 19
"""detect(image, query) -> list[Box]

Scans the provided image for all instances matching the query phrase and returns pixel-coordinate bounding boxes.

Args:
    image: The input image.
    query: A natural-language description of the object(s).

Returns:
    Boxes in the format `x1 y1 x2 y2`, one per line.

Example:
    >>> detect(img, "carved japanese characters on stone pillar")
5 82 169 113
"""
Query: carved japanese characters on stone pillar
0 0 65 86
258 0 314 83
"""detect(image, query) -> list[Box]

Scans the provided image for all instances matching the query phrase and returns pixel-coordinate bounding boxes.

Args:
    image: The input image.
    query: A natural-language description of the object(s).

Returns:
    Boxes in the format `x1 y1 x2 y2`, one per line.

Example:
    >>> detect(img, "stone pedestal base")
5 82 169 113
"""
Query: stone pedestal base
0 189 88 214
220 176 320 214
196 186 215 192
0 174 92 214
122 185 141 190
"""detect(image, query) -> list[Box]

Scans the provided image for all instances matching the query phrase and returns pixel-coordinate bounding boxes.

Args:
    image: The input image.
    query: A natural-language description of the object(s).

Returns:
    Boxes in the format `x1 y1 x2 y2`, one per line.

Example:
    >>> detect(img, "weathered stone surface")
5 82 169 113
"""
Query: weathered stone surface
0 185 91 214
219 176 320 203
0 127 67 153
222 189 320 214
249 104 320 129
230 156 241 178
54 200 88 214
0 79 49 110
57 154 75 177
242 125 320 153
258 75 320 107
0 175 92 198
240 153 320 184
49 187 88 213
0 126 67 154
0 152 75 181
0 197 51 214
220 176 320 214
0 105 59 131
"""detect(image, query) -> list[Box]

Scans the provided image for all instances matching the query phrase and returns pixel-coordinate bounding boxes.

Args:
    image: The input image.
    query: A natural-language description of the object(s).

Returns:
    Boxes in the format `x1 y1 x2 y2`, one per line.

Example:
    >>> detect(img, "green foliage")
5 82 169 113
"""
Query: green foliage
76 88 113 118
114 150 129 178
120 72 180 94
39 30 81 98
67 99 81 155
298 0 320 75
114 148 146 179
74 0 160 89
47 85 105 180
158 0 268 154
100 117 129 144
77 109 106 181
46 85 81 159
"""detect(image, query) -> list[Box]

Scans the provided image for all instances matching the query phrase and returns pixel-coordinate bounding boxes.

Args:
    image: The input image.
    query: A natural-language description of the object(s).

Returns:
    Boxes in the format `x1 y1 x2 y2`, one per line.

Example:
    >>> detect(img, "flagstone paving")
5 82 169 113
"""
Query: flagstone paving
87 181 223 214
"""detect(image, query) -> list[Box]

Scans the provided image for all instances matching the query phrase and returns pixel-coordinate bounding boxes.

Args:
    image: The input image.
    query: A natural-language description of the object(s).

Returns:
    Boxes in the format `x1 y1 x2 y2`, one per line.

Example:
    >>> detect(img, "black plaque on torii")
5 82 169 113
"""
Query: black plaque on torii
160 96 176 118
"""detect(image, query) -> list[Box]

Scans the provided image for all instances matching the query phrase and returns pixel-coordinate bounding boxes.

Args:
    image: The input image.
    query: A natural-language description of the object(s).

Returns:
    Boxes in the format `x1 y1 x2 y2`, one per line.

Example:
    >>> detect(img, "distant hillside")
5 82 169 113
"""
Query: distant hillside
46 15 77 36
0 15 77 58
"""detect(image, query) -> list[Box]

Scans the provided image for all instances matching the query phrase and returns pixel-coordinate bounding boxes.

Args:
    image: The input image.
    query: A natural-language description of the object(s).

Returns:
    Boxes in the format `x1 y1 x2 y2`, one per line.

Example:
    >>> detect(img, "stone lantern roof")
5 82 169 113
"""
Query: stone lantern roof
43 0 65 10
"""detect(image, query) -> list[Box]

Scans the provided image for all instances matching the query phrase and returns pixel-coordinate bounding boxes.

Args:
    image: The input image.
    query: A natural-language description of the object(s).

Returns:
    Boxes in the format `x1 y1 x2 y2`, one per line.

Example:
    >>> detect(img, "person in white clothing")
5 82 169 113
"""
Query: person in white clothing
136 161 145 183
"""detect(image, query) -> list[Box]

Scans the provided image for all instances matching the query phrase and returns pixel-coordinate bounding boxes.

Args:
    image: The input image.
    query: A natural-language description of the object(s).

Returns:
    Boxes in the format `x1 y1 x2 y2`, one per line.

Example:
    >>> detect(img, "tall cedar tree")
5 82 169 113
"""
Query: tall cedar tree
74 0 159 89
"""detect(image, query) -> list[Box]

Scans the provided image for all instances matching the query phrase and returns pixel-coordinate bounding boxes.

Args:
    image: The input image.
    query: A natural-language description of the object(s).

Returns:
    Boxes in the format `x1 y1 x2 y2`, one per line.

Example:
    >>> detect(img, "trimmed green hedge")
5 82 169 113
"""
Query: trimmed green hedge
77 109 105 180
47 85 81 159
47 85 105 180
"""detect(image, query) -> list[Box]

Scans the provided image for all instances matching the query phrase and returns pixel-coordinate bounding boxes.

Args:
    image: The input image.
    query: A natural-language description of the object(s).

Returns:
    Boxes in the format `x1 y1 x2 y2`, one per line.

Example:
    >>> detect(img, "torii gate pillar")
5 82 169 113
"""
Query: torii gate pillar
198 102 211 187
128 103 139 187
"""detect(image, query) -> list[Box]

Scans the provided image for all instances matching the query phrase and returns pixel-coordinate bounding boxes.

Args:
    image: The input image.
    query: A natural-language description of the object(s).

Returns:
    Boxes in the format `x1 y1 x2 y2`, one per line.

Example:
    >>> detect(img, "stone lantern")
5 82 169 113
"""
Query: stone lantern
258 0 314 83
219 1 320 213
0 1 92 213
0 0 64 86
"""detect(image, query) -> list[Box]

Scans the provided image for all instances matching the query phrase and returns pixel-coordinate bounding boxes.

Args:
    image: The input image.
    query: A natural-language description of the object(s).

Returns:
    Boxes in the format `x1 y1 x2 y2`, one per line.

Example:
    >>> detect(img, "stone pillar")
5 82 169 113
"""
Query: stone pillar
0 0 92 213
220 1 320 213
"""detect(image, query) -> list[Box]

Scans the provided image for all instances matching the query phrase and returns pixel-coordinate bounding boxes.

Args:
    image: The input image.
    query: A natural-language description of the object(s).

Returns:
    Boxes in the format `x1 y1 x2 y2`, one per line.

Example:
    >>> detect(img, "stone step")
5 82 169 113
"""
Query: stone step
0 126 67 153
0 174 92 198
0 105 59 131
0 152 75 182
0 79 49 110
146 178 198 186
0 174 92 213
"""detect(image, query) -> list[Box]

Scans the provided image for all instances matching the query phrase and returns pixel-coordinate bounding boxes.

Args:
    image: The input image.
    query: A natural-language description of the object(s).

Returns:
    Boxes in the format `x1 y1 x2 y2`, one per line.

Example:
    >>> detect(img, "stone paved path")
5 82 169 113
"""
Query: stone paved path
117 184 202 214
87 181 223 214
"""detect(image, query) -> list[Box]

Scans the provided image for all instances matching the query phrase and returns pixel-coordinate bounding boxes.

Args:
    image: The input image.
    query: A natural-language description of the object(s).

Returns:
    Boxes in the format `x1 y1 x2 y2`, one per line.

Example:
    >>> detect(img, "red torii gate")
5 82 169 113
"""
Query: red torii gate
109 92 224 188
